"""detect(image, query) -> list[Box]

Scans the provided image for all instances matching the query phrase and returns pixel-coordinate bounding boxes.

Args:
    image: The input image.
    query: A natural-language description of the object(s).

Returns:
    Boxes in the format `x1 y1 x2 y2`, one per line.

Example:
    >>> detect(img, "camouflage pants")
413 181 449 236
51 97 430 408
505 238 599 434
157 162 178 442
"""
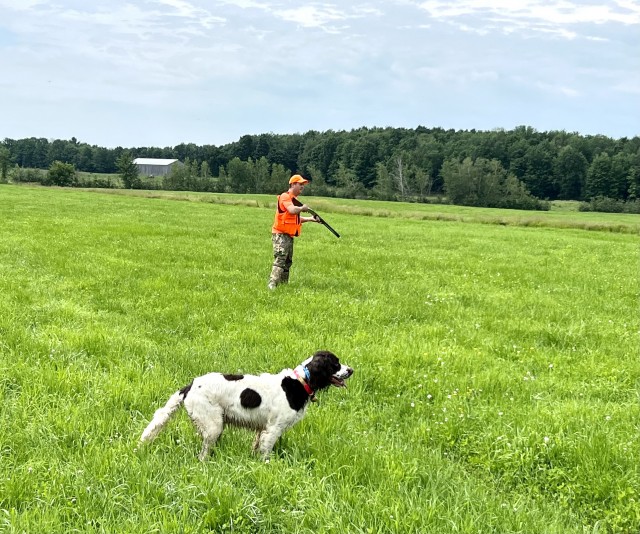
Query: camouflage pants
269 233 294 286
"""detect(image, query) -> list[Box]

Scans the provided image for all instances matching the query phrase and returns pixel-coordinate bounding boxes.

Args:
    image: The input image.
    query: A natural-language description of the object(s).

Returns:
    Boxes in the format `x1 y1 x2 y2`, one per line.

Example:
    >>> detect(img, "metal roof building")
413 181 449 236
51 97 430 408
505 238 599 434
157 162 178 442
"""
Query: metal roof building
133 158 183 177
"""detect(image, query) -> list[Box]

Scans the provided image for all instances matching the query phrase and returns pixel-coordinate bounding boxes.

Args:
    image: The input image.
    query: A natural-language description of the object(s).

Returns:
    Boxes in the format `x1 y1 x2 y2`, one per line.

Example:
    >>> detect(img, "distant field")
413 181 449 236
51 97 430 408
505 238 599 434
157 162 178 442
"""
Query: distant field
88 187 640 234
1 184 638 533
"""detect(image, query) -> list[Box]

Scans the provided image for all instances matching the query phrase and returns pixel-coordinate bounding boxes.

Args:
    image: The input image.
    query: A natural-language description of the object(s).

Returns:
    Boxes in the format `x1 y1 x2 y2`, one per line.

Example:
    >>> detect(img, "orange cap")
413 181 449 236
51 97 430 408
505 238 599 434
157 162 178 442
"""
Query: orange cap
289 174 309 185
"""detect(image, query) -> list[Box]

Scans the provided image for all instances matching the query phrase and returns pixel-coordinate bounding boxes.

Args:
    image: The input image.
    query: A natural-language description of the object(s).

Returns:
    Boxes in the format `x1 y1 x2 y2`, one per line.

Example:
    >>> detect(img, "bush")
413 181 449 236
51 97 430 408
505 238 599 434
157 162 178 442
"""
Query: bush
579 196 624 213
624 199 640 214
135 175 164 190
75 174 121 189
579 197 640 214
443 158 549 211
10 166 46 183
46 161 77 187
162 164 220 192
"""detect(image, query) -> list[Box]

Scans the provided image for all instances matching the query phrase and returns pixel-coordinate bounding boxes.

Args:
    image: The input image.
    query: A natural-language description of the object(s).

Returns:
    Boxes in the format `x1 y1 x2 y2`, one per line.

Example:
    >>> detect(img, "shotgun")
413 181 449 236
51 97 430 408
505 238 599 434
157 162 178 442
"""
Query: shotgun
291 197 340 238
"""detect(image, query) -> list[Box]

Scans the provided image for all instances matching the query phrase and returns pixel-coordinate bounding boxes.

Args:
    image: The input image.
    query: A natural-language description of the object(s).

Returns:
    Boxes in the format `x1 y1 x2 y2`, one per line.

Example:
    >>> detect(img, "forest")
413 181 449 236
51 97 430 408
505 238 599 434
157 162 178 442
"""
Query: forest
2 125 639 211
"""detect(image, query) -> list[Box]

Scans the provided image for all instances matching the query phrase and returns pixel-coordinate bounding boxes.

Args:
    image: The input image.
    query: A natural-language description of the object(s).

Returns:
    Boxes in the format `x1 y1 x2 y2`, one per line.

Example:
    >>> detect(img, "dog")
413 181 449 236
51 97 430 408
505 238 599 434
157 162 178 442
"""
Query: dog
139 350 353 460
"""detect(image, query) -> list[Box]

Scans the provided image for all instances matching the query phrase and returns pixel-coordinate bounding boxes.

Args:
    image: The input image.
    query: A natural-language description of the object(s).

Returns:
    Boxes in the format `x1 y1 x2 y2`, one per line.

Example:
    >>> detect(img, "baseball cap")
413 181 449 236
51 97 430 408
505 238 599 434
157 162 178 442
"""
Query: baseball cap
289 174 309 185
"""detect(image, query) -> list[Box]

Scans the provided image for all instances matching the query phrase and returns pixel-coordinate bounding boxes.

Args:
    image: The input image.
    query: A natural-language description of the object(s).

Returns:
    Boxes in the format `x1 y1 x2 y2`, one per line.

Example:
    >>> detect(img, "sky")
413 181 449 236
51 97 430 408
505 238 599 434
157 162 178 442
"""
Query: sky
0 0 638 149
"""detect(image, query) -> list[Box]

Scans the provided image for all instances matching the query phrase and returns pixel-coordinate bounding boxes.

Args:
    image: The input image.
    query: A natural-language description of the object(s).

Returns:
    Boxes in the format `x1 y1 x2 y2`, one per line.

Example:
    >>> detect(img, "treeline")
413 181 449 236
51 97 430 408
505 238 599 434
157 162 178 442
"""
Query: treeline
2 126 639 209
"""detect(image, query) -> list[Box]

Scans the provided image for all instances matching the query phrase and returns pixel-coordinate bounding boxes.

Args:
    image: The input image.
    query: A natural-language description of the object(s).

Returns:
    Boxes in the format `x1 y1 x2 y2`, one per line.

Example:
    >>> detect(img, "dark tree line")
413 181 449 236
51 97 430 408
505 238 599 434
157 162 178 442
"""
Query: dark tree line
3 126 639 207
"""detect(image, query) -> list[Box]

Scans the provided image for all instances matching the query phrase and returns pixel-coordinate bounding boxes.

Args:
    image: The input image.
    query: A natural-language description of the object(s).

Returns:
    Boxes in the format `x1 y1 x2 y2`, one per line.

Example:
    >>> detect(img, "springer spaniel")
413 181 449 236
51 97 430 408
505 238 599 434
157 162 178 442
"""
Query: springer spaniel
140 350 353 460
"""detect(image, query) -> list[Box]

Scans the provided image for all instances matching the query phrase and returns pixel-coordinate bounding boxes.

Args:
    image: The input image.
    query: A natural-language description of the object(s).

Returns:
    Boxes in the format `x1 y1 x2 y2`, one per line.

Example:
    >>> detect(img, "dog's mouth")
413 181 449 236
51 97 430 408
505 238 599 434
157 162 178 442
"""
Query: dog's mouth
330 376 347 388
330 367 353 388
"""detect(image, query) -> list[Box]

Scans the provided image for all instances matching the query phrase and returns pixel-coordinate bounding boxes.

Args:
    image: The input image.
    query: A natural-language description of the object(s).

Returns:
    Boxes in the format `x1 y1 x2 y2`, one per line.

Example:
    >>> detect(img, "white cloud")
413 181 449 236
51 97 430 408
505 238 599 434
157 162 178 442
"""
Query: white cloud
536 82 581 97
0 0 46 9
613 80 640 94
216 0 272 8
154 0 227 28
0 0 637 146
418 0 640 38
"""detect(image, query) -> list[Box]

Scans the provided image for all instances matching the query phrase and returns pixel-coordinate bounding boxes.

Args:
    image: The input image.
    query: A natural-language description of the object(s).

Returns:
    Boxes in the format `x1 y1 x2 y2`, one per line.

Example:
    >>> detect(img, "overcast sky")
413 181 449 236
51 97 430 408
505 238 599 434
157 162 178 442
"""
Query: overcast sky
1 0 638 148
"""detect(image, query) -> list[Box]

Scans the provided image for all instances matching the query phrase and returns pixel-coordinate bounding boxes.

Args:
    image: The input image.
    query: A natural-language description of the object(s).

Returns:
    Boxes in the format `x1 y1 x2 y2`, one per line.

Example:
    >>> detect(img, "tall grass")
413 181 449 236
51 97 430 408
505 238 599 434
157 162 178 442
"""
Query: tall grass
1 184 638 533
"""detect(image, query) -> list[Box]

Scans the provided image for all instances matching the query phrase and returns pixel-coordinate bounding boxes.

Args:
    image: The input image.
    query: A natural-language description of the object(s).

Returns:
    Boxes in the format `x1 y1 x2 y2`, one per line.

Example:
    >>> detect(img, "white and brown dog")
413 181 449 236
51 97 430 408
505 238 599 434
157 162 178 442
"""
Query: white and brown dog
140 350 353 460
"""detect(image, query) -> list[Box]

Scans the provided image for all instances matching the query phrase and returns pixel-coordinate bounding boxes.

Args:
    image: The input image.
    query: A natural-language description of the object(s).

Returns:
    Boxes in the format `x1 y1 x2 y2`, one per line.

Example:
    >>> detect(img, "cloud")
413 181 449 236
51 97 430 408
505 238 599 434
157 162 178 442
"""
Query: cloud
417 0 640 38
271 3 383 33
535 81 581 97
275 5 348 27
216 0 272 8
0 0 637 146
613 80 640 94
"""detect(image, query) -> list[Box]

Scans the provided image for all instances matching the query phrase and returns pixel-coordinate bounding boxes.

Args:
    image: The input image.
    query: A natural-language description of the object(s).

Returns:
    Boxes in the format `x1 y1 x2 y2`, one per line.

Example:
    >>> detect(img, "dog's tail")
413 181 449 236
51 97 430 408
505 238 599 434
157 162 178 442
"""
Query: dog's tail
140 382 192 443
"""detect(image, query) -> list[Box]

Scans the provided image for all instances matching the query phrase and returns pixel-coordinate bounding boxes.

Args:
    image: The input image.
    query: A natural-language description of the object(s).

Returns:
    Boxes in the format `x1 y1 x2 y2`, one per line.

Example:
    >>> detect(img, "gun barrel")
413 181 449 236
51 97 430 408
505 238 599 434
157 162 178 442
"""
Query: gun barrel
290 198 340 238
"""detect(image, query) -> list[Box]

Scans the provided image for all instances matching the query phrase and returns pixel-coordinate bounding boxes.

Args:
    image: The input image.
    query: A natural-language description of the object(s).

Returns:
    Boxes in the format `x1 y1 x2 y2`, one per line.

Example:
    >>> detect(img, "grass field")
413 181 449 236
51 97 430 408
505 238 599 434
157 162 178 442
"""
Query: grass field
1 184 638 533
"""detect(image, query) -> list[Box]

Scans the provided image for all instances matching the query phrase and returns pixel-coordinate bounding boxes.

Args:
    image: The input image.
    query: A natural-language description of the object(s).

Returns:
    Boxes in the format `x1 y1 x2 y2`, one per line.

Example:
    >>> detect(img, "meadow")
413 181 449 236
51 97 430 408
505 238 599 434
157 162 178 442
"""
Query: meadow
0 184 638 533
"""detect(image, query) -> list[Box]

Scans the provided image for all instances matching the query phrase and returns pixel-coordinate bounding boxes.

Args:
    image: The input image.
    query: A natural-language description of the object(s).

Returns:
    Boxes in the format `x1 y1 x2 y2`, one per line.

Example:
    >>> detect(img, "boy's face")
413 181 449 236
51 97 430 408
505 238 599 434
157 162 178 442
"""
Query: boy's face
290 182 305 196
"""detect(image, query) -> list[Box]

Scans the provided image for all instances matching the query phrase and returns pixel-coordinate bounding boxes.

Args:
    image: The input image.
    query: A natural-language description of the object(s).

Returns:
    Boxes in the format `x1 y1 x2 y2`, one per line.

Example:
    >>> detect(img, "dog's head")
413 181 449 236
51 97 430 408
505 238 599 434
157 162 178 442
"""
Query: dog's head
299 350 353 392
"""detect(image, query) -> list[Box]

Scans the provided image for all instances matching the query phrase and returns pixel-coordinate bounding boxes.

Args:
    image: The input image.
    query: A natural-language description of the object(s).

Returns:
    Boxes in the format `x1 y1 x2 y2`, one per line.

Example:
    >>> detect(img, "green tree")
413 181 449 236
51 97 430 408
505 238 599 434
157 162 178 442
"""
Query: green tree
507 138 530 180
298 131 341 183
554 145 588 200
10 137 49 168
414 134 444 192
217 166 230 192
474 158 503 207
251 157 270 193
92 147 115 173
335 162 366 198
174 143 200 163
585 153 612 199
626 152 640 200
46 160 76 187
0 146 11 182
305 166 331 197
77 145 95 172
253 134 271 160
116 151 139 189
520 141 556 199
442 157 543 209
372 161 395 200
500 174 546 210
267 164 291 195
226 157 252 193
164 158 198 191
442 157 478 205
391 152 412 200
200 161 211 179
410 167 433 202
610 152 633 200
352 135 380 188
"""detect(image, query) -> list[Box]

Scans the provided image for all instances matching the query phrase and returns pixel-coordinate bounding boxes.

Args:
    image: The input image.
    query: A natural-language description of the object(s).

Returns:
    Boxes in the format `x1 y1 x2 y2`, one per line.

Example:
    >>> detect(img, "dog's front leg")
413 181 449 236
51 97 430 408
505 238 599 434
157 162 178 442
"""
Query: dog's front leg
257 424 285 460
252 430 264 453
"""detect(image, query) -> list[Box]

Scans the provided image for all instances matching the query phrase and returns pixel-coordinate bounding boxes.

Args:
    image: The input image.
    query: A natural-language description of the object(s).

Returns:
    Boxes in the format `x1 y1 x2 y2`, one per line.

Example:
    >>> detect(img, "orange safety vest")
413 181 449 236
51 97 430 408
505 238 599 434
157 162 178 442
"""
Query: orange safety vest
272 192 302 236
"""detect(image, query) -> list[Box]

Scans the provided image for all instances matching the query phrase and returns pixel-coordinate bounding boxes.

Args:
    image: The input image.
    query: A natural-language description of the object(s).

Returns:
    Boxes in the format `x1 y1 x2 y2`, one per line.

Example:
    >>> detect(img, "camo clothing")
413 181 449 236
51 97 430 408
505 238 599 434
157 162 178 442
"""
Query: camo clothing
269 233 294 287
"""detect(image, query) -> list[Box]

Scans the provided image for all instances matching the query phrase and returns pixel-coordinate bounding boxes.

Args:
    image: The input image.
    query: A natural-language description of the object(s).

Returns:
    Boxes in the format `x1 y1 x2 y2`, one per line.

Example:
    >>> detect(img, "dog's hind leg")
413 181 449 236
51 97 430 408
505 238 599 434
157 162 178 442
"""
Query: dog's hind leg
186 403 224 461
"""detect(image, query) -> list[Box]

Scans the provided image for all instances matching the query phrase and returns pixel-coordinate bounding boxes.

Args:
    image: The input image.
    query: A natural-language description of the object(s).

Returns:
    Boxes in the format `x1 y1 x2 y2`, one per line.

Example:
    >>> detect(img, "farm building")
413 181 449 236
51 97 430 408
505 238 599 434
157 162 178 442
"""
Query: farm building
133 158 183 176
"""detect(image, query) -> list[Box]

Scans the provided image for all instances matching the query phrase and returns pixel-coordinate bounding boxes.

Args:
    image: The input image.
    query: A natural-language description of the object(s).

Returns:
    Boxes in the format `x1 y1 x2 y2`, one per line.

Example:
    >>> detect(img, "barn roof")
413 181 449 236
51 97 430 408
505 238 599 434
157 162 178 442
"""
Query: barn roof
133 158 179 166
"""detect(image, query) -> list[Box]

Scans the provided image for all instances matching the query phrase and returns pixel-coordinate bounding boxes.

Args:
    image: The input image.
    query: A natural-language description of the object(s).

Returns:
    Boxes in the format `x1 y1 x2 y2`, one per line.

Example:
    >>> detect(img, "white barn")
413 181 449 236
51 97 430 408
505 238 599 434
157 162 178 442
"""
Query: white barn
133 158 183 176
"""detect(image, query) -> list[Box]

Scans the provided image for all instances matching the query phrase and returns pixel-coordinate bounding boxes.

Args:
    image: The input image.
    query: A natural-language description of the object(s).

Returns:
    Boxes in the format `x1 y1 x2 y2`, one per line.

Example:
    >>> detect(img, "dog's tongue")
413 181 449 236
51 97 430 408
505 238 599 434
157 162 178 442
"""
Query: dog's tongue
330 377 346 388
